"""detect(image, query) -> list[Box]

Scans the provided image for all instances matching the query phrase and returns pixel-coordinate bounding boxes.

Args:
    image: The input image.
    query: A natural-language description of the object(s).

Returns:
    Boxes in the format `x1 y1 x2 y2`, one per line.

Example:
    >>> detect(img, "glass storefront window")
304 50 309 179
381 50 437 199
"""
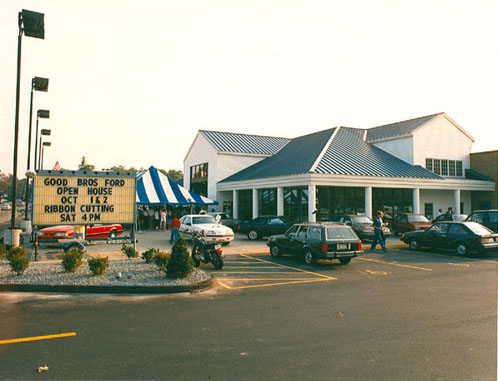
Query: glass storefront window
316 186 365 222
284 187 308 222
258 188 277 216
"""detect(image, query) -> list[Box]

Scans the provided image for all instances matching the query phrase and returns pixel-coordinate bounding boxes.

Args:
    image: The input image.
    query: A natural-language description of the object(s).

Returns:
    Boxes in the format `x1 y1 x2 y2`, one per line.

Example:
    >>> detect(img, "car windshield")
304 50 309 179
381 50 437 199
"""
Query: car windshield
407 215 430 223
351 216 372 224
489 211 498 223
453 214 467 221
326 227 357 240
192 216 217 225
465 222 493 235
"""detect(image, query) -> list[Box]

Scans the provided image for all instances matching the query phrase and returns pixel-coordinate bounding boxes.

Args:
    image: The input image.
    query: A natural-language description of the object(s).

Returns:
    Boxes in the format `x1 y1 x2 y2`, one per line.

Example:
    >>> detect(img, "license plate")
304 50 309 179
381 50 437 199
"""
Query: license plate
337 244 348 250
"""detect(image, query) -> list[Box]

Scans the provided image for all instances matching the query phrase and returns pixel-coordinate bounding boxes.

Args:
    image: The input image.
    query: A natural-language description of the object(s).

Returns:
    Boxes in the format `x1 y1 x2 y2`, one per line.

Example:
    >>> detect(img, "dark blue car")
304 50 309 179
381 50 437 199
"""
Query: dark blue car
401 221 498 256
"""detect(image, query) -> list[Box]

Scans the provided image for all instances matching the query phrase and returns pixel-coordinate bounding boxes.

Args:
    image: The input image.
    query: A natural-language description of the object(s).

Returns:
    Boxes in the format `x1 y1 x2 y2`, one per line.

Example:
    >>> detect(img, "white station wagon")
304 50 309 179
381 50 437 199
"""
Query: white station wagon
179 214 235 244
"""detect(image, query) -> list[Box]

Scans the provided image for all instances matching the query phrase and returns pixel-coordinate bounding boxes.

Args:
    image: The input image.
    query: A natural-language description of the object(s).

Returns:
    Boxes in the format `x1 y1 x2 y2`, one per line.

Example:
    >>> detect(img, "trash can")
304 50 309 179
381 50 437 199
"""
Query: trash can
4 229 22 247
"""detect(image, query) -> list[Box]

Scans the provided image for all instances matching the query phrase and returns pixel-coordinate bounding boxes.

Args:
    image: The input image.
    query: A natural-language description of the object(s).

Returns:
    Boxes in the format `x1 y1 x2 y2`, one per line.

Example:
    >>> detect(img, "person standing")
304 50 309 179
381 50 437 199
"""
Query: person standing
170 215 181 244
371 210 388 253
160 209 167 231
435 208 443 218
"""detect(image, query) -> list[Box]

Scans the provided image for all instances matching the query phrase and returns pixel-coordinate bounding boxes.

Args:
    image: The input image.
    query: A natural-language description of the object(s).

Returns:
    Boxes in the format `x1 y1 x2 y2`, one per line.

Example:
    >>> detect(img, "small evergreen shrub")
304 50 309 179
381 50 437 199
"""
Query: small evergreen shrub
121 244 138 259
88 256 109 275
166 237 193 279
0 243 7 259
152 251 170 272
6 246 30 275
61 248 84 273
141 248 159 264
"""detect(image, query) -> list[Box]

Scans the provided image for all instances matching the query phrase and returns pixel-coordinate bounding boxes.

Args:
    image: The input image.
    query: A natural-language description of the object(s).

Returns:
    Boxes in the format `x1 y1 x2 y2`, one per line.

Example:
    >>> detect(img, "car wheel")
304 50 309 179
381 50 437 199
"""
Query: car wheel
409 240 418 250
248 230 258 240
109 230 117 239
270 244 281 257
339 257 351 265
456 243 469 256
303 249 315 266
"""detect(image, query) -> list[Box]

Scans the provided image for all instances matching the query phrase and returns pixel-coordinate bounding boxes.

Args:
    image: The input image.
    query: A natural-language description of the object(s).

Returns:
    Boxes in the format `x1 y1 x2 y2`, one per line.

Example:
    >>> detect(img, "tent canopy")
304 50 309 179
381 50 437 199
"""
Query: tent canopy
136 166 217 206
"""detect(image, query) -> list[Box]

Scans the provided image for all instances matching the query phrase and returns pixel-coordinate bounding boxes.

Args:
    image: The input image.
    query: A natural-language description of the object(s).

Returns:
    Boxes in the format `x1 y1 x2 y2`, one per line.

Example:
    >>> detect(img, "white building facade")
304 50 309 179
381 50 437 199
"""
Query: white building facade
183 113 495 223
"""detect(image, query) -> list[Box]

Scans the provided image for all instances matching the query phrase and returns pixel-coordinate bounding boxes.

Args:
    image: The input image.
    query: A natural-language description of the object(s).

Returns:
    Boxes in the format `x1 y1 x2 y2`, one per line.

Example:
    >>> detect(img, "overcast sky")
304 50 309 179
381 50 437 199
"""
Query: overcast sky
1 0 497 177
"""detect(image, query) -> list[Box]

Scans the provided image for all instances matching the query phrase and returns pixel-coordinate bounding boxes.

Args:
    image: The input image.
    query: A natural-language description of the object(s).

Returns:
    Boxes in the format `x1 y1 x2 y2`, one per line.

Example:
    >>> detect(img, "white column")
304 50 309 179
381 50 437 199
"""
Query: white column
454 189 461 214
232 190 239 219
308 184 316 222
277 187 284 216
365 186 372 219
252 188 258 219
413 188 420 215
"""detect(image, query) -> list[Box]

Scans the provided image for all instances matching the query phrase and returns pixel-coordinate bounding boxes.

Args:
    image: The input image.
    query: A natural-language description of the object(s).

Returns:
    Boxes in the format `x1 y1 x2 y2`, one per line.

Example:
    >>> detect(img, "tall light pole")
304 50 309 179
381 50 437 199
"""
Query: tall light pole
24 77 49 220
34 109 49 171
38 129 51 170
41 141 51 170
10 9 45 230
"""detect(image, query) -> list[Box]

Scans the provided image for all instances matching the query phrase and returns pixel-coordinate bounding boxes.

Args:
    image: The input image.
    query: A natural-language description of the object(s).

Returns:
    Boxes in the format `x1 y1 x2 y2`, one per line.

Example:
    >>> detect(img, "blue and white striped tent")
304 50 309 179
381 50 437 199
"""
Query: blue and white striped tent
136 166 217 206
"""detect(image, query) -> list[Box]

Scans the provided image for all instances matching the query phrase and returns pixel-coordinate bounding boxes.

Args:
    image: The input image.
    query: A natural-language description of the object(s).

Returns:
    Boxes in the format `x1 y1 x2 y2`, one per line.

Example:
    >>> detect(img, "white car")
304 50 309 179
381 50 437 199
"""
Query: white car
0 203 12 211
179 214 234 244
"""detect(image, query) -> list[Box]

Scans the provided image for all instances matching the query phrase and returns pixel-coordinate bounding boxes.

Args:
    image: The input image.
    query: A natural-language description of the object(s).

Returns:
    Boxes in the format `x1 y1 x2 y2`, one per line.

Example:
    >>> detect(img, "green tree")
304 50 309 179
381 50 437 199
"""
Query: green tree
78 156 95 171
158 169 183 182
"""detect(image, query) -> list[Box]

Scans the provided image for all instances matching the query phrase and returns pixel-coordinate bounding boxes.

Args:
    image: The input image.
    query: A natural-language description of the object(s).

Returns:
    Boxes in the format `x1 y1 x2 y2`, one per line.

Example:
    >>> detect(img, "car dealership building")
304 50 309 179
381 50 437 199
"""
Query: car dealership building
183 112 496 223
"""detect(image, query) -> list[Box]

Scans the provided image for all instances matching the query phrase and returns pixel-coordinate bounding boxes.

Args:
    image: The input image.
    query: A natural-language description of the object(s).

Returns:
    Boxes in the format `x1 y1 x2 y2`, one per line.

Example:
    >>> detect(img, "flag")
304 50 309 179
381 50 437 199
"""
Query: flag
52 161 62 170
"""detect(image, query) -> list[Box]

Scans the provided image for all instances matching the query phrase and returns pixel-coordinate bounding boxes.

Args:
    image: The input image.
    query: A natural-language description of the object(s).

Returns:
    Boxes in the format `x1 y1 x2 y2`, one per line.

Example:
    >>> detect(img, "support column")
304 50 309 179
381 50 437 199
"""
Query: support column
308 184 316 222
277 187 284 216
365 186 372 219
232 190 239 219
454 189 461 214
252 188 258 219
413 188 420 215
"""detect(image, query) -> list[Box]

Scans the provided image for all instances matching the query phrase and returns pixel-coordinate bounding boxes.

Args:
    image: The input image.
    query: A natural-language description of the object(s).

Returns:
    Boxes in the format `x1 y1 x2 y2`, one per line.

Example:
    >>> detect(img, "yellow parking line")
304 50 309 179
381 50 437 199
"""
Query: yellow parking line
358 257 432 271
223 266 290 269
220 278 333 290
217 271 303 274
241 254 336 280
217 278 321 281
0 332 77 345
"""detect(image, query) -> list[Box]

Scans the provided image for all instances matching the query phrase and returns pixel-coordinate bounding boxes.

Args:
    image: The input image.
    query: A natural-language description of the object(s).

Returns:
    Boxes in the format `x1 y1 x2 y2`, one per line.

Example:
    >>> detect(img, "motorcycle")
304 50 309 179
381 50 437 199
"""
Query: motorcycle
191 231 224 269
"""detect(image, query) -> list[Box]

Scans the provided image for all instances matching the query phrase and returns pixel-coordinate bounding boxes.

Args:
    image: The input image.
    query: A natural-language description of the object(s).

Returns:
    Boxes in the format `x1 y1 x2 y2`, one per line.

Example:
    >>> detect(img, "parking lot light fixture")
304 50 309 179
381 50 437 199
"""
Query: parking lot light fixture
41 141 51 170
34 110 49 171
10 9 45 230
24 77 49 220
38 129 51 170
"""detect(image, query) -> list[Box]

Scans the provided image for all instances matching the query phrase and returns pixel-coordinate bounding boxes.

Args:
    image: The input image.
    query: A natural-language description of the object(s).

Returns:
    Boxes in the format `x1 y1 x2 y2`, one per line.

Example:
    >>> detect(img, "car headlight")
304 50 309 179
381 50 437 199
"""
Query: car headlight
37 232 44 237
54 232 66 237
207 230 216 235
362 228 374 232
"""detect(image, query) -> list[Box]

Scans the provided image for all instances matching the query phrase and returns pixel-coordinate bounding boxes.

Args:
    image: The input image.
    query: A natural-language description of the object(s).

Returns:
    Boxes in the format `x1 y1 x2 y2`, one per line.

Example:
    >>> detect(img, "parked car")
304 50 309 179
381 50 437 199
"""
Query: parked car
339 214 392 241
392 213 432 235
432 213 467 224
401 221 498 256
466 210 498 233
236 216 293 240
207 212 239 230
0 203 11 211
179 214 234 244
267 222 363 265
37 223 123 241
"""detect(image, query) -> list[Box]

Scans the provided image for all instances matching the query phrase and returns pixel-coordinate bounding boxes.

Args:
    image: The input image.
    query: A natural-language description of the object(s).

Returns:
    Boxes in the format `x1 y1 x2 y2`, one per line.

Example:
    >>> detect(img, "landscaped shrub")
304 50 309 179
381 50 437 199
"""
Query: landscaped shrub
121 244 138 259
152 251 170 272
166 237 193 279
6 246 30 275
61 248 84 273
87 256 109 275
141 248 159 264
0 243 7 259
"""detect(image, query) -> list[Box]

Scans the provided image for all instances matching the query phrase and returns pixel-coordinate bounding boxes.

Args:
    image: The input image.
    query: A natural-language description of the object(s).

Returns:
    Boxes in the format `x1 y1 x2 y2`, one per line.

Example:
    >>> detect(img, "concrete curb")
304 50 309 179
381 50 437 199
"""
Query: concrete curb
0 274 216 295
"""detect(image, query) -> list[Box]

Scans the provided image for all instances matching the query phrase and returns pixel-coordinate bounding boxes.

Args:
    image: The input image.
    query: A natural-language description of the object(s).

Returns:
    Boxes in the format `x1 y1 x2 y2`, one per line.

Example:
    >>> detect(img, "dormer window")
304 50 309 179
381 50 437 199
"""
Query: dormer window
425 158 463 177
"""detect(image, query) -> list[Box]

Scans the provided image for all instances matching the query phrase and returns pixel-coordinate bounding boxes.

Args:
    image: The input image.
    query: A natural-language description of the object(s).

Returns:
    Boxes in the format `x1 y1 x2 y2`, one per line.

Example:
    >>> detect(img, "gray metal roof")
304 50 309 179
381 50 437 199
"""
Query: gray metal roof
221 129 336 182
366 113 442 141
200 130 290 155
220 125 442 183
315 127 442 179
